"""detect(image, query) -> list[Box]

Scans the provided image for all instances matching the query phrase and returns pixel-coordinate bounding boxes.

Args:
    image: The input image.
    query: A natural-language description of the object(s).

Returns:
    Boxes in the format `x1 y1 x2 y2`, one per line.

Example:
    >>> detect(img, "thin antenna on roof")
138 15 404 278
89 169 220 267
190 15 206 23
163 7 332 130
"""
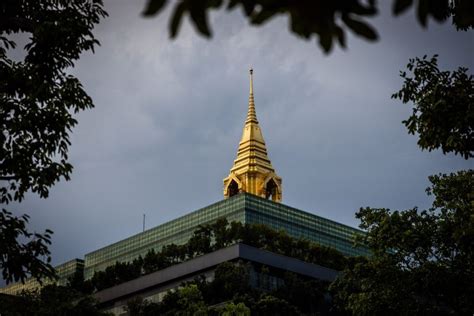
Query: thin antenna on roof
143 214 146 232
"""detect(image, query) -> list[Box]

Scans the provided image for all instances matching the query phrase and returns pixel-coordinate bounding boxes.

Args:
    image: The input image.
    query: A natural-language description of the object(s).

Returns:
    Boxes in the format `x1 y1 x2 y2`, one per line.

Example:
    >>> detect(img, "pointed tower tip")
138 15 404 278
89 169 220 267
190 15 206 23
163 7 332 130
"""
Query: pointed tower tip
249 68 254 95
246 67 257 123
223 68 282 202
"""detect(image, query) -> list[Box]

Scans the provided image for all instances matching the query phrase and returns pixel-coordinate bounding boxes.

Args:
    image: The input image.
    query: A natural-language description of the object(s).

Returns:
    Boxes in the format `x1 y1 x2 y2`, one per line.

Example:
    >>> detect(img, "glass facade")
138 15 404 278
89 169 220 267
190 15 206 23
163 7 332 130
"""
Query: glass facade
84 194 368 279
244 194 369 257
0 259 84 295
84 196 246 279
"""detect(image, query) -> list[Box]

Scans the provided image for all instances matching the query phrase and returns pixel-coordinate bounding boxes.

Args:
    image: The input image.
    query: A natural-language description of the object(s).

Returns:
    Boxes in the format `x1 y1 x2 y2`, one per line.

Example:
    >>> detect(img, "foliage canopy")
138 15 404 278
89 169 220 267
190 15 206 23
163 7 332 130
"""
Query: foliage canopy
0 284 109 316
0 209 55 284
330 170 474 315
393 55 474 159
142 0 473 53
0 0 107 203
0 0 106 285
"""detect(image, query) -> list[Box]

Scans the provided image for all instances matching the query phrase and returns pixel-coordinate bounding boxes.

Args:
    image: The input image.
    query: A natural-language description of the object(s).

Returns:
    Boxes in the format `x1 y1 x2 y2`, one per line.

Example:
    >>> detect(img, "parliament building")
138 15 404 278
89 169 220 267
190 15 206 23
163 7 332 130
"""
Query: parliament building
1 70 368 314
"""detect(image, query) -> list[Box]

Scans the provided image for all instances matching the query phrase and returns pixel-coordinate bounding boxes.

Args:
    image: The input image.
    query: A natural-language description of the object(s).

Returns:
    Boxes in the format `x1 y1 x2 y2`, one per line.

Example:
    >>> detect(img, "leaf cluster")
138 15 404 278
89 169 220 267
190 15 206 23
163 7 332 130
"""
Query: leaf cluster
330 170 474 315
0 0 106 289
142 0 473 53
0 209 56 285
0 0 107 203
0 284 109 316
392 55 474 159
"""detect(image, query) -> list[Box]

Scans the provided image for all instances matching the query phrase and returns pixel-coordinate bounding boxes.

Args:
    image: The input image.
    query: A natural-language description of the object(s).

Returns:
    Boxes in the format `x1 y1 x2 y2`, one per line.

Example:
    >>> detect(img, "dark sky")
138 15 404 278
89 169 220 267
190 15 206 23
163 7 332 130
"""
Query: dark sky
4 0 474 280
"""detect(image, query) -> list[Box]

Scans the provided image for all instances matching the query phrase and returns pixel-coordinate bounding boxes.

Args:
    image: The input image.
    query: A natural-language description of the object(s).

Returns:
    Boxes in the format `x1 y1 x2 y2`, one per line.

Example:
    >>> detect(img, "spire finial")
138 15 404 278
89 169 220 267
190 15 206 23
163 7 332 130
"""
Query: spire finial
249 68 254 94
246 68 257 124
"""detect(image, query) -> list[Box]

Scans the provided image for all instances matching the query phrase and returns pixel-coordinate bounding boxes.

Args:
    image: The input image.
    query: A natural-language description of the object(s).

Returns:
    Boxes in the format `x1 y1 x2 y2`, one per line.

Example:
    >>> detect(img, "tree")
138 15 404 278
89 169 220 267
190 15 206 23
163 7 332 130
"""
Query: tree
253 294 301 316
142 0 473 53
90 260 143 292
144 284 208 316
329 50 473 314
273 272 327 315
125 297 152 316
219 302 251 316
330 170 474 315
202 261 253 304
0 0 106 283
392 55 473 159
211 217 234 249
143 248 169 274
187 225 213 257
0 209 55 284
0 284 108 316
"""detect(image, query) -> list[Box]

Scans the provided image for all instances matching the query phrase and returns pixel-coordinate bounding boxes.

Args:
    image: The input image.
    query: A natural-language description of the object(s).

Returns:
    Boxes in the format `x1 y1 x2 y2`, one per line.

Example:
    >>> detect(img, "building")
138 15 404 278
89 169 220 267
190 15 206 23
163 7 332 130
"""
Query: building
96 243 339 315
83 69 368 279
0 69 368 304
84 192 368 280
0 259 84 295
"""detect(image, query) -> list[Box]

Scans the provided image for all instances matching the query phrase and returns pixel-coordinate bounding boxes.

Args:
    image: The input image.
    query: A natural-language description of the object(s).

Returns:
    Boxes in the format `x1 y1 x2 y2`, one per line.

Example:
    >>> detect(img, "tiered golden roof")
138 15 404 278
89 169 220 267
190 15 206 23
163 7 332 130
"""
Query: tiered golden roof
223 69 282 202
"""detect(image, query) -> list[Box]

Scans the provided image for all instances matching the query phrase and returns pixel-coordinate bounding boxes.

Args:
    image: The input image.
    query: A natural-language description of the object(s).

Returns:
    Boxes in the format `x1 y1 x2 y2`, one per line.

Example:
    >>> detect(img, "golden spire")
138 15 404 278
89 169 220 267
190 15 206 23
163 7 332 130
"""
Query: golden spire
246 68 257 124
223 68 282 202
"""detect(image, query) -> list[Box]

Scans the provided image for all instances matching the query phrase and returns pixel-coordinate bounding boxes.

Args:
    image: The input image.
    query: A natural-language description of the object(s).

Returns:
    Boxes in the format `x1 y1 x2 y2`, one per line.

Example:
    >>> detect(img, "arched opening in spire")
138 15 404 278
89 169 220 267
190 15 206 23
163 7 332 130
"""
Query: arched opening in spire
265 179 278 201
227 180 239 197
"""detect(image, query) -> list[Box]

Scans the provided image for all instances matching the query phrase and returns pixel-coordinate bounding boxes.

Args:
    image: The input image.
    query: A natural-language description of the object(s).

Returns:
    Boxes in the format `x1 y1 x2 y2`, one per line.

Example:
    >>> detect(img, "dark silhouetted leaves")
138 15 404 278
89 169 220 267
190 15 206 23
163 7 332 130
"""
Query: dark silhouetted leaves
189 3 212 37
1 0 107 204
393 0 414 15
169 2 186 38
342 14 378 40
451 0 474 30
142 0 168 16
0 209 56 284
392 55 474 159
0 284 108 316
331 170 474 315
0 0 106 290
142 0 472 53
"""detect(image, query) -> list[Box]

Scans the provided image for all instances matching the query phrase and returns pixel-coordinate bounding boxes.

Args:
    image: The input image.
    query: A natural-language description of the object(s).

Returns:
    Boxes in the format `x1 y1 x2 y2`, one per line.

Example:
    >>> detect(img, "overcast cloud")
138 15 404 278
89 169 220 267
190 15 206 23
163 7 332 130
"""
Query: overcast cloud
4 0 473 278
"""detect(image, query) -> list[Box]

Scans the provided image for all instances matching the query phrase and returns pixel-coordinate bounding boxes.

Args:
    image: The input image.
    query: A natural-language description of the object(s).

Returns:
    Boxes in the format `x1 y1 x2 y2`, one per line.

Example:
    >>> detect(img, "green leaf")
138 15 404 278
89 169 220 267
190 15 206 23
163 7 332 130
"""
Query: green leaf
142 0 168 16
417 0 430 27
319 32 333 53
393 0 413 15
169 2 187 38
334 25 346 49
189 5 212 37
251 9 276 25
342 14 378 41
